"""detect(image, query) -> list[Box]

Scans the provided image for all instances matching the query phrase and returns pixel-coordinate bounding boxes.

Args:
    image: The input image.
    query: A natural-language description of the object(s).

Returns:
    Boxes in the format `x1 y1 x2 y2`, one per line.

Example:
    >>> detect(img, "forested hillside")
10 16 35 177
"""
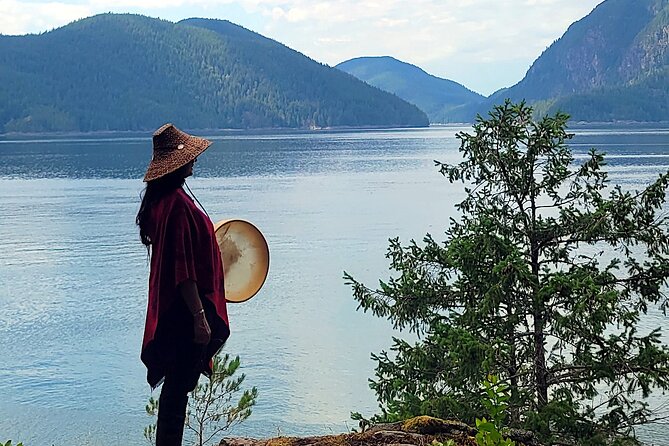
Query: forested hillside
336 56 484 123
337 0 669 123
535 68 669 121
0 14 428 133
484 0 669 121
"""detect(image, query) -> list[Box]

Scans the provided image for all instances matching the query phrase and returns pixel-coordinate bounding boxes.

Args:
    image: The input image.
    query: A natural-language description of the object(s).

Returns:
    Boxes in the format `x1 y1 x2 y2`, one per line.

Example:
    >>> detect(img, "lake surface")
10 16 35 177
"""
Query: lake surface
0 126 668 445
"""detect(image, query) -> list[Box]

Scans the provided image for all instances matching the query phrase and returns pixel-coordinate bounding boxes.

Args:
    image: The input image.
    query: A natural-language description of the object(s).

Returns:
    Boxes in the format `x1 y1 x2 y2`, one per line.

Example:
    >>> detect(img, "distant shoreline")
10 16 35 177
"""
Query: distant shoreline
0 124 435 140
431 121 669 128
1 121 668 141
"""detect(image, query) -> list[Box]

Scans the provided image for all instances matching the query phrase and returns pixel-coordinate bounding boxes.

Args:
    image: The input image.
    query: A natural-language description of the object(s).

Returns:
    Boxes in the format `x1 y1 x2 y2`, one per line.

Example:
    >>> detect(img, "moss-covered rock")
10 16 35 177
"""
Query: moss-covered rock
401 416 473 435
220 415 538 446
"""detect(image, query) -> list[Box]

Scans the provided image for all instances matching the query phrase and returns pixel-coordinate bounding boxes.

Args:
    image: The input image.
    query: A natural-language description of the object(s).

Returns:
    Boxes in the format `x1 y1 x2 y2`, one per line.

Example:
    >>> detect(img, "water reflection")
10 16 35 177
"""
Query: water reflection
0 127 667 445
1 127 668 181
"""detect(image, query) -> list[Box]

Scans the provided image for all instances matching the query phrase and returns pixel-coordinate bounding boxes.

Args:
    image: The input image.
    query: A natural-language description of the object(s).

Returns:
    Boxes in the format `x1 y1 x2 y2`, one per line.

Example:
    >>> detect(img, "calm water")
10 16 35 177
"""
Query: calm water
0 126 668 445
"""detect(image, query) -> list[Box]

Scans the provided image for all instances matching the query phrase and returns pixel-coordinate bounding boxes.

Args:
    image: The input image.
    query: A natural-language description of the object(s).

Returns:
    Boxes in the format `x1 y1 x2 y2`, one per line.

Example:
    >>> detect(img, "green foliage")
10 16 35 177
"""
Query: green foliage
545 68 669 122
475 419 515 446
2 441 24 446
145 353 258 446
345 100 669 445
475 376 515 446
350 411 372 433
431 439 457 446
144 395 159 444
480 375 510 434
0 14 428 133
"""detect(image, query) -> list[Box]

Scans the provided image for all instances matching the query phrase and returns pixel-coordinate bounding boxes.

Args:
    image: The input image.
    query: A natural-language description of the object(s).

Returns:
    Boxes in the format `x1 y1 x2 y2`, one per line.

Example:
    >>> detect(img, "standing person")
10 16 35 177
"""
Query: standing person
136 123 230 446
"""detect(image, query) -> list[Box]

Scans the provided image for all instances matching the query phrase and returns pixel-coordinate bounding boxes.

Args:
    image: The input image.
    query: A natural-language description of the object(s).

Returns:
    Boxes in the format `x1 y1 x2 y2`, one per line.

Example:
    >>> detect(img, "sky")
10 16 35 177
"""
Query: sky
0 0 606 96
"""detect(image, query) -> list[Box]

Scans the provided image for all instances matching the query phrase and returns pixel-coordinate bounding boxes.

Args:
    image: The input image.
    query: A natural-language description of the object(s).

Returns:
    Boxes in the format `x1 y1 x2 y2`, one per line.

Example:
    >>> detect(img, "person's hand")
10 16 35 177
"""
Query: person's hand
193 311 211 345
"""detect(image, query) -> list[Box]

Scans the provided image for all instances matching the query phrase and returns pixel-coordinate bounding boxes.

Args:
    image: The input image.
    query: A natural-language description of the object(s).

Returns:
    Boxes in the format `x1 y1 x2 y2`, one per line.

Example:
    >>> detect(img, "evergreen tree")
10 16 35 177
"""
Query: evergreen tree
345 101 669 445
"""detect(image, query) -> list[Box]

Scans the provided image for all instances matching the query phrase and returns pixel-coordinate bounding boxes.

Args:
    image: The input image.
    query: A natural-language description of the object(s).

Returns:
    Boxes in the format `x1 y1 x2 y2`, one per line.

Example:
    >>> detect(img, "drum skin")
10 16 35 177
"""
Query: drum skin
214 219 269 303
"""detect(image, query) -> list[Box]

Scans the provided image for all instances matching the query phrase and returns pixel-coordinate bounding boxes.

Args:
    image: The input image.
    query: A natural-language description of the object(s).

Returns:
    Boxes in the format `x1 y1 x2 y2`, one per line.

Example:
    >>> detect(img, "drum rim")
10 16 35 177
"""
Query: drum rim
214 219 269 303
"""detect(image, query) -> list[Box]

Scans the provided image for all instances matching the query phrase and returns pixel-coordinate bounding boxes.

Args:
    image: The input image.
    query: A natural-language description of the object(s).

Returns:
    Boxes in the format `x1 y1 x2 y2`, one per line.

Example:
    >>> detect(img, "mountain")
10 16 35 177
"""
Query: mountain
486 0 669 121
336 56 484 123
0 14 428 133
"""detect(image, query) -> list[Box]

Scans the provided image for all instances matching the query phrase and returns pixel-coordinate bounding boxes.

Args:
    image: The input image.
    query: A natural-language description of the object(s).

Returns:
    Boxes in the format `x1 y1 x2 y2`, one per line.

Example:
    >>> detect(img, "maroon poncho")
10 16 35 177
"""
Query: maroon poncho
141 188 230 388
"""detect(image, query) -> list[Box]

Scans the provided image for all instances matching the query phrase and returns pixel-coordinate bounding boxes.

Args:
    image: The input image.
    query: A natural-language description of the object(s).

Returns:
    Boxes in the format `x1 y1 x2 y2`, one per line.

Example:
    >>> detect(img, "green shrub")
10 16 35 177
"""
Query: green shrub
145 353 257 446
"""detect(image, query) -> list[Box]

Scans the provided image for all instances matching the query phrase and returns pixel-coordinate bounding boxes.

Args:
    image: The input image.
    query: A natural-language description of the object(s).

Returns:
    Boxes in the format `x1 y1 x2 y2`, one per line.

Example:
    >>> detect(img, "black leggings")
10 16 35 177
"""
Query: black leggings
156 346 203 446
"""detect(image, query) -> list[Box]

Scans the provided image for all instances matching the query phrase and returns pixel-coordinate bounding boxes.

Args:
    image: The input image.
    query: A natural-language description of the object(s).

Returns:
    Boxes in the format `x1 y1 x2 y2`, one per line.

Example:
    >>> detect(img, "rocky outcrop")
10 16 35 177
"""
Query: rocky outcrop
487 0 669 101
219 416 541 446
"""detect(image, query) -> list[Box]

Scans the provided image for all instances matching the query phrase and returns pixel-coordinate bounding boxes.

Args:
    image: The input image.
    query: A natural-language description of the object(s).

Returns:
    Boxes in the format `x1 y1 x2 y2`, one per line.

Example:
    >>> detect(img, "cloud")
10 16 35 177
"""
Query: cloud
377 18 408 28
255 0 604 93
0 0 606 94
266 1 396 24
88 0 237 9
316 36 353 44
0 0 92 34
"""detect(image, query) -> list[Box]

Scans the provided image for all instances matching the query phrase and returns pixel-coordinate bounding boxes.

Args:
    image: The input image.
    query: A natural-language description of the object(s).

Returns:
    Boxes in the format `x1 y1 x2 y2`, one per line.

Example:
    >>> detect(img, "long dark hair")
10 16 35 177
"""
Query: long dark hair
136 166 188 251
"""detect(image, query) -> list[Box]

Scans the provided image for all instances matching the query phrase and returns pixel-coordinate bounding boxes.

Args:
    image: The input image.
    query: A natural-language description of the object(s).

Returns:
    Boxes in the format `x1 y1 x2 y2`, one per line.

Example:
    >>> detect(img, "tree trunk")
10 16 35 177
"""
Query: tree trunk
508 339 520 424
531 196 548 410
533 295 548 409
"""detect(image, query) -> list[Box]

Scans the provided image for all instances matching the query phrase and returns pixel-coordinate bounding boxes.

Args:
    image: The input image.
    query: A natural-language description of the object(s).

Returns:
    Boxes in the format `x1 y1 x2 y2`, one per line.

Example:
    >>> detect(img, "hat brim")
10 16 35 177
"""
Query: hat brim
143 135 211 182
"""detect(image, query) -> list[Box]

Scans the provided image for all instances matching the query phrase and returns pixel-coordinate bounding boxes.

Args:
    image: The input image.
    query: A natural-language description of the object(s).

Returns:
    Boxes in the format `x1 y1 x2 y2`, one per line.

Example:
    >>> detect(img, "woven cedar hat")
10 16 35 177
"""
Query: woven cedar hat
143 123 212 182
